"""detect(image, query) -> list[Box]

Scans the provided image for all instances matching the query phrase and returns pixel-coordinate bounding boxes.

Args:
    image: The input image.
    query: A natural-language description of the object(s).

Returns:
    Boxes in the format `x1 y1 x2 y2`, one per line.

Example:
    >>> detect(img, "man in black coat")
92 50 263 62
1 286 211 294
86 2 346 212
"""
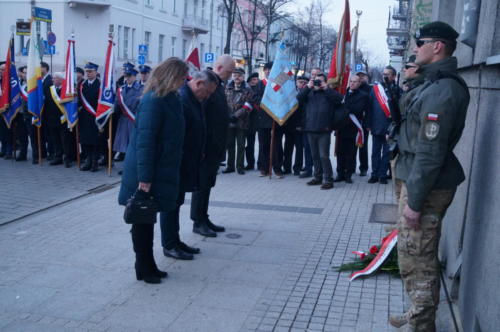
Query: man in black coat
78 62 101 172
297 73 343 189
190 55 234 236
335 75 369 183
160 70 218 260
355 70 371 176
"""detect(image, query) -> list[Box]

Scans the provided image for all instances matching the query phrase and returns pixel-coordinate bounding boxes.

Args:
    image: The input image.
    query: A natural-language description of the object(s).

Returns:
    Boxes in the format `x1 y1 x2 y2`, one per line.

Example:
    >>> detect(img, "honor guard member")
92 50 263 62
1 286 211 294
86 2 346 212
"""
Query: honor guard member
113 67 142 160
117 62 135 88
79 62 101 172
389 22 470 331
139 65 151 86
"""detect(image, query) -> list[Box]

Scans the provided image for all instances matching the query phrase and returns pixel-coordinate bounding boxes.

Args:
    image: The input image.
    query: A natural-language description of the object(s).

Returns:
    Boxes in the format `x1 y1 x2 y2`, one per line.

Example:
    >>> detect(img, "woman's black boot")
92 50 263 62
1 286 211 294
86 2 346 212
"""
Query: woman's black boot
131 224 161 284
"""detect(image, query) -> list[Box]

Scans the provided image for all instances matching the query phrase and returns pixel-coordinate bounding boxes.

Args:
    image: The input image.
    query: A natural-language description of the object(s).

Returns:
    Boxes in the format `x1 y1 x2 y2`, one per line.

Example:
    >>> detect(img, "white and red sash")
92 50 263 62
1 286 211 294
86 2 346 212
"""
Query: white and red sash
373 83 391 118
79 81 97 116
116 87 135 122
20 83 28 102
349 113 364 147
49 85 67 123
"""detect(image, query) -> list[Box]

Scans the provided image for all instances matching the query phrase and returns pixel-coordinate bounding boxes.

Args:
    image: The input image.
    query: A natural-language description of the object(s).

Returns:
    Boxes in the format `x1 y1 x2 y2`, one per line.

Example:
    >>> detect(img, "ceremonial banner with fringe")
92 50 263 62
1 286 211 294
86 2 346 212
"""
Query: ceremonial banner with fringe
0 35 23 128
327 0 351 94
95 38 115 130
350 229 398 281
260 41 298 126
61 39 78 128
27 21 44 127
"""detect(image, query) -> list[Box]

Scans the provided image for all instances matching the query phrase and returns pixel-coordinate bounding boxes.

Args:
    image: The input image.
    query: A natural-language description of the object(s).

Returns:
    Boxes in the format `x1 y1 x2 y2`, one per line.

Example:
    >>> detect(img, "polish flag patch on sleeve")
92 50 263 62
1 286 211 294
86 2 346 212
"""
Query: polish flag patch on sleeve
427 113 439 121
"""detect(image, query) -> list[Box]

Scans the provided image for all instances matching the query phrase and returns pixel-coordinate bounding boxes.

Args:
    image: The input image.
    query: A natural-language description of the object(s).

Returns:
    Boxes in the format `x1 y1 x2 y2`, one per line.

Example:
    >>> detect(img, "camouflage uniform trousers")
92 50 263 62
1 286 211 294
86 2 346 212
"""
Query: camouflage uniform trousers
396 182 455 331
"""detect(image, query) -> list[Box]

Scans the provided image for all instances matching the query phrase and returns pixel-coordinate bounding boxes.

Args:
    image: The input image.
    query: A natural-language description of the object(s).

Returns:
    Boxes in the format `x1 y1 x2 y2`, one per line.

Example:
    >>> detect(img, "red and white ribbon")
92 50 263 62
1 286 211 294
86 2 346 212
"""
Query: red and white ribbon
117 87 135 122
373 83 391 118
349 113 364 147
20 84 28 102
79 81 97 116
242 101 253 111
349 229 398 281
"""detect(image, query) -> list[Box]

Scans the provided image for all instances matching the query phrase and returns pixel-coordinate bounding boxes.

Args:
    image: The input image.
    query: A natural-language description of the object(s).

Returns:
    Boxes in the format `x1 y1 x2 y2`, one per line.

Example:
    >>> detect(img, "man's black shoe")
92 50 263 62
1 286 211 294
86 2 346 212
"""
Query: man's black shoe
379 178 388 184
163 247 194 260
50 158 63 166
368 177 378 184
244 165 254 170
222 168 235 174
90 160 99 172
307 178 322 186
193 222 217 237
299 171 312 178
333 176 346 182
98 156 107 166
237 168 245 175
80 162 91 171
359 170 367 177
321 182 334 190
207 219 225 232
178 241 201 254
283 169 292 175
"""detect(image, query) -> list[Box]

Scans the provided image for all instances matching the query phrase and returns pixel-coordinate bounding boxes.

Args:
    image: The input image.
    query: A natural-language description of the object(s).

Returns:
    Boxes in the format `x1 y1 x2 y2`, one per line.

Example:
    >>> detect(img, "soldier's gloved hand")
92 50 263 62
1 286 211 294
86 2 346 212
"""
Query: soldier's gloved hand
229 115 238 123
403 204 421 229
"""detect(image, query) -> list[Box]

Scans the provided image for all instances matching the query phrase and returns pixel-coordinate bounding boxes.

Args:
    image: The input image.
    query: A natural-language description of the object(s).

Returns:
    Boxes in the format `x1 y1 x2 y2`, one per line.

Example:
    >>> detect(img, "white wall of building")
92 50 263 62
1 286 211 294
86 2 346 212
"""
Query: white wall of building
0 0 226 75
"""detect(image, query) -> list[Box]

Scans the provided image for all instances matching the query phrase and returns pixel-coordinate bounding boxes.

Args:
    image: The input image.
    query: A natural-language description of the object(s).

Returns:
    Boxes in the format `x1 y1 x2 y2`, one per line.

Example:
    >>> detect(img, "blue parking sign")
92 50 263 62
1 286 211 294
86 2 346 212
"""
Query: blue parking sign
355 64 363 72
138 44 148 56
204 53 214 63
138 55 146 65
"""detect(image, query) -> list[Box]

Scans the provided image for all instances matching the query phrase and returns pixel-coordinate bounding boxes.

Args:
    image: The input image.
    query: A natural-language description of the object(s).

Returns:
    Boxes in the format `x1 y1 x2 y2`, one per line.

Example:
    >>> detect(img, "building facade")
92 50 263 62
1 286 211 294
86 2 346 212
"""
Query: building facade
0 0 226 73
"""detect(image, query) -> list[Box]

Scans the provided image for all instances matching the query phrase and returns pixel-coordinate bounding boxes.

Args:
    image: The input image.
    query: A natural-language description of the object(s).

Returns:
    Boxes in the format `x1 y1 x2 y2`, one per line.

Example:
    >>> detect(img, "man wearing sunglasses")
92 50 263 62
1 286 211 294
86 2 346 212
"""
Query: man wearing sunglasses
389 22 470 331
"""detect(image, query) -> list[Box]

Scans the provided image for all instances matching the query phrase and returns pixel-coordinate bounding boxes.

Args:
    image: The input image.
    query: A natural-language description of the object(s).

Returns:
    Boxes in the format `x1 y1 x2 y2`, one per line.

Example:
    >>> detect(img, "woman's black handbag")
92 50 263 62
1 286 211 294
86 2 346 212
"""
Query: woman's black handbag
123 189 159 224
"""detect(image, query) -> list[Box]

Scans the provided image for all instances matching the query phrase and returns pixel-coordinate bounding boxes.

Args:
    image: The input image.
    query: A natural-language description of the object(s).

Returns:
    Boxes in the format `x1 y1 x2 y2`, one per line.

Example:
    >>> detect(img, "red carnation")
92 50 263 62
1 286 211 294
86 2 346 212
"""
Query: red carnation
359 253 366 260
370 245 379 254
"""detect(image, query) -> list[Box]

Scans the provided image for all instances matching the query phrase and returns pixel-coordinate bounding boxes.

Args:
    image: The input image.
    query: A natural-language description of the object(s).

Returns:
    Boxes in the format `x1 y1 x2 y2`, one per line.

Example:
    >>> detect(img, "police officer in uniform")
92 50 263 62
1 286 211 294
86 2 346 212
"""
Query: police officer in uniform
389 22 470 331
138 65 152 86
79 62 101 172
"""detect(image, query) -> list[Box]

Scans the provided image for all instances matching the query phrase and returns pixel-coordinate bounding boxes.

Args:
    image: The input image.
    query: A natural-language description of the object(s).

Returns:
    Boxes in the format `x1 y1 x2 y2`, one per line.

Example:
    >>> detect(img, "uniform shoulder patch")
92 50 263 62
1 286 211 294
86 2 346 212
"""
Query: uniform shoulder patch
425 121 440 140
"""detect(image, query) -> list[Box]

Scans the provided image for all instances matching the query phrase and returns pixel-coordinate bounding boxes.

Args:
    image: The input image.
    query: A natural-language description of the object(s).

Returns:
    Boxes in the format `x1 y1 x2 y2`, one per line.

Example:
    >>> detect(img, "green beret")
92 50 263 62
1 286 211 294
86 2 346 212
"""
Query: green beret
415 21 459 41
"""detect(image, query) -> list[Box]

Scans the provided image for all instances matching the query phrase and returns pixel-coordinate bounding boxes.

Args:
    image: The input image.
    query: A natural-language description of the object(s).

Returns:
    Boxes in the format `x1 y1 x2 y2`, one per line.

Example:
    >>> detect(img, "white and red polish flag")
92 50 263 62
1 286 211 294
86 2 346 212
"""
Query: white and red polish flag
95 38 115 130
327 0 351 95
185 47 201 79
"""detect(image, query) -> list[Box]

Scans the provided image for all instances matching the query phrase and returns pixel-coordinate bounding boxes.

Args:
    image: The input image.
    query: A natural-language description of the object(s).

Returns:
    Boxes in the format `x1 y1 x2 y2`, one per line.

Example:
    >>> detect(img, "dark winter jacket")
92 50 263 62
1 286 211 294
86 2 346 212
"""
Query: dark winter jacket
339 88 369 138
204 72 229 164
178 83 206 193
78 78 101 145
297 86 343 133
254 80 273 129
118 90 185 212
225 80 254 130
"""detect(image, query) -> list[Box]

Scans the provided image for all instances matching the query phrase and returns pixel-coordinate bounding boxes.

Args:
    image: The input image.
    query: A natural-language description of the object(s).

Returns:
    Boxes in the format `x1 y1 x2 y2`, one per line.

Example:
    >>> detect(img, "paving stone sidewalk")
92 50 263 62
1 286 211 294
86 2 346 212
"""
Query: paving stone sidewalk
0 158 121 225
0 167 453 331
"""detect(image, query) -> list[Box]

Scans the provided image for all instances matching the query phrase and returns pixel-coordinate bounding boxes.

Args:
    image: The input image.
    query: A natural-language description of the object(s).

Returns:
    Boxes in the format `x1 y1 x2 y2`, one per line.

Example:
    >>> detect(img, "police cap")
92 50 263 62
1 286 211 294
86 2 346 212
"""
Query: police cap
125 68 138 76
138 65 151 73
414 21 459 41
84 62 98 71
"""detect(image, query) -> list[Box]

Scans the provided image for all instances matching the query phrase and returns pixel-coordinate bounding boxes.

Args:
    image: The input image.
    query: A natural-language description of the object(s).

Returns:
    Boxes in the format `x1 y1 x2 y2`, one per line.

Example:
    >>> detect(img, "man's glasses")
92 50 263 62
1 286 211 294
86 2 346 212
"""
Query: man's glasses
415 39 444 48
405 65 417 69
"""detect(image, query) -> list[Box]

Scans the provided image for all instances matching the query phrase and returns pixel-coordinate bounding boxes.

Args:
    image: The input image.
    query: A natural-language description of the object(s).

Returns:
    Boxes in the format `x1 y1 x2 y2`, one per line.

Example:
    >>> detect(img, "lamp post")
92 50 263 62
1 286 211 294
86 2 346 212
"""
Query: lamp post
352 10 362 71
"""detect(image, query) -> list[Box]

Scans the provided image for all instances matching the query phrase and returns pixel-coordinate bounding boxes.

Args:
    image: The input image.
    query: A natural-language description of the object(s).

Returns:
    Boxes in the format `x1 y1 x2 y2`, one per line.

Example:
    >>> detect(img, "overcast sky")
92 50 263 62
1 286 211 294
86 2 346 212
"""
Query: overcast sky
287 0 396 66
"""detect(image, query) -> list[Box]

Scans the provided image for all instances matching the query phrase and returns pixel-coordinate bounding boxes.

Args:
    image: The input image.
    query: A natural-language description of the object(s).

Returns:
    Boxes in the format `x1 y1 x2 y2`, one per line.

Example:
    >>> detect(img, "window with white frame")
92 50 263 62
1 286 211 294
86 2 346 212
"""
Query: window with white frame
131 28 136 58
123 26 130 59
171 36 177 56
182 39 187 59
158 34 165 62
117 25 122 58
145 31 151 61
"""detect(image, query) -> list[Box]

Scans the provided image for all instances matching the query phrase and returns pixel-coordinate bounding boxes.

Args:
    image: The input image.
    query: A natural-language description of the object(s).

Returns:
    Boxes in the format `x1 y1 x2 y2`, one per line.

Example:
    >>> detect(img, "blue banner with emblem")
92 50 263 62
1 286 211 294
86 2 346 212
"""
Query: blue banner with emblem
260 41 298 126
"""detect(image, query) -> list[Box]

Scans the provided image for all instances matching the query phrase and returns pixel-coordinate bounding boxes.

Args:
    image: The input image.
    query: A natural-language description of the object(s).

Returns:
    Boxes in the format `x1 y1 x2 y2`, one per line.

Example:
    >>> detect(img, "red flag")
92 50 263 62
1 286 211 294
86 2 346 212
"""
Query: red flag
95 38 115 130
328 0 351 94
60 39 76 103
185 47 200 78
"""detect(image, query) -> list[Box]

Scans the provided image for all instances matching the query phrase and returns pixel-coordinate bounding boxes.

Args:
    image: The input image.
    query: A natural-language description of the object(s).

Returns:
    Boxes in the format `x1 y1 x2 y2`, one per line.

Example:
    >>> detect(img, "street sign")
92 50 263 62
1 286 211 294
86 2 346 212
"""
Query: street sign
204 52 214 63
16 22 31 36
138 44 148 56
32 7 52 22
41 40 56 55
138 55 146 65
22 47 28 56
47 32 56 45
355 64 363 72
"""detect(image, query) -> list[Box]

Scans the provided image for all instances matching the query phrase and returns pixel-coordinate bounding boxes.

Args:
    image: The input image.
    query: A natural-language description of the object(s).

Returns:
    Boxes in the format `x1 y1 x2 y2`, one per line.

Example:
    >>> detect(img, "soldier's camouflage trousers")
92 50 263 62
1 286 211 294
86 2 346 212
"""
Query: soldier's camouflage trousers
397 183 455 332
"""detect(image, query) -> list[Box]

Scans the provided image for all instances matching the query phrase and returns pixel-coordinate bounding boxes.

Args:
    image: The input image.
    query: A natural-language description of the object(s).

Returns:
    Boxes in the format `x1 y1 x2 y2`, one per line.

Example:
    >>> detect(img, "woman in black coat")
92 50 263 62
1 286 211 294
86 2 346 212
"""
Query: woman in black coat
118 58 188 284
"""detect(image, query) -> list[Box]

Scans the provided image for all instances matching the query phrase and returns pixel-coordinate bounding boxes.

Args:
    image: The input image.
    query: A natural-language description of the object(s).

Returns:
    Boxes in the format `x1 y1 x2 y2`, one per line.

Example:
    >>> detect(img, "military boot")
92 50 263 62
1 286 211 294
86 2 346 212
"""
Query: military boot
389 314 408 328
80 157 92 171
90 158 99 172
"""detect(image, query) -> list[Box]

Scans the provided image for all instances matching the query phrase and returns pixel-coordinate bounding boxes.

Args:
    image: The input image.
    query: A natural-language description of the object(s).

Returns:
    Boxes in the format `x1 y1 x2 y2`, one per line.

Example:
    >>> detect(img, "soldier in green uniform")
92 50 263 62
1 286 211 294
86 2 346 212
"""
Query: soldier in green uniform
389 22 470 331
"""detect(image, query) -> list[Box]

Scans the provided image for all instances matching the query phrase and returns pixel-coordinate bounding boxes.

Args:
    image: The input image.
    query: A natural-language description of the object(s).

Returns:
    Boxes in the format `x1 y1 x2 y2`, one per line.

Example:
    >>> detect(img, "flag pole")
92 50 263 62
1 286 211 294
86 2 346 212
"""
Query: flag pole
37 126 42 165
108 114 112 176
268 121 275 179
75 124 81 168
